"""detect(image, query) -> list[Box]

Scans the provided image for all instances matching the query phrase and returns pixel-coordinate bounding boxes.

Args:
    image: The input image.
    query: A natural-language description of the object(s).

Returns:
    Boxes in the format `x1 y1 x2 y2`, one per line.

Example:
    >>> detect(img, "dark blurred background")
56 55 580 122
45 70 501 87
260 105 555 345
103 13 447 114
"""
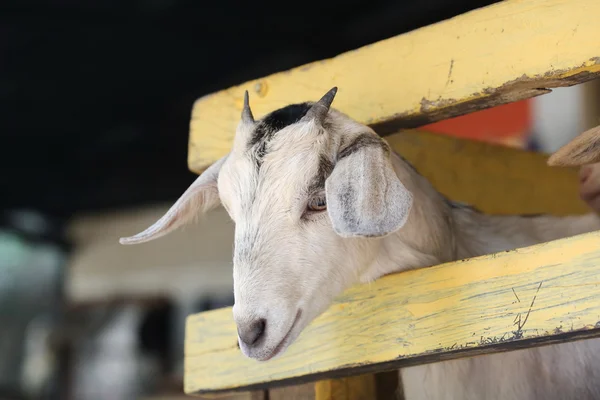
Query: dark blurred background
5 0 597 399
2 0 503 218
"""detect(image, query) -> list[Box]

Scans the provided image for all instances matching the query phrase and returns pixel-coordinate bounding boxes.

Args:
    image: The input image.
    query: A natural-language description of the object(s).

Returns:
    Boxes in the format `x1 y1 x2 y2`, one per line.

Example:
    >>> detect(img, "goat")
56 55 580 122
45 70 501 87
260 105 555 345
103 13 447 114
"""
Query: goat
120 88 600 399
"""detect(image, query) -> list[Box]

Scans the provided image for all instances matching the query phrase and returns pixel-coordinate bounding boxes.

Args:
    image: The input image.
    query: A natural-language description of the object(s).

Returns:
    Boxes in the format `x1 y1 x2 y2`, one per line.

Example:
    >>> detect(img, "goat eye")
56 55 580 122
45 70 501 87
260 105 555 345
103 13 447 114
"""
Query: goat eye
307 195 327 212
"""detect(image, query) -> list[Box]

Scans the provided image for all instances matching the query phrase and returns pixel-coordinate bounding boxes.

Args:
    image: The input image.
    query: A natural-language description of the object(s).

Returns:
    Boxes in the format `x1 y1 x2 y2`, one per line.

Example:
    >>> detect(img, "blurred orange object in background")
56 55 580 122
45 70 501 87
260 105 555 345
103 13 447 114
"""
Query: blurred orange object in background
422 99 532 149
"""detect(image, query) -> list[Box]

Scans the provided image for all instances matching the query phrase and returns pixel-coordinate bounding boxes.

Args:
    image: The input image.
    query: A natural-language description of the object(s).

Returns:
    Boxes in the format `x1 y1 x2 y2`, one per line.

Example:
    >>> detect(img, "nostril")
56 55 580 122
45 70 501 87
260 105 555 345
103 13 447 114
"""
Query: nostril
237 318 266 346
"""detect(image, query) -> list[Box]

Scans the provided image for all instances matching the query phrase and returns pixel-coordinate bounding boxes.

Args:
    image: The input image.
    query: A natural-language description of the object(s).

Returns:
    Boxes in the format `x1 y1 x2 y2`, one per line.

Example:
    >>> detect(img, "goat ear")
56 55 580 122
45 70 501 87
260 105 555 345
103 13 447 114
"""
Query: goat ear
119 155 228 245
548 125 600 167
325 135 413 238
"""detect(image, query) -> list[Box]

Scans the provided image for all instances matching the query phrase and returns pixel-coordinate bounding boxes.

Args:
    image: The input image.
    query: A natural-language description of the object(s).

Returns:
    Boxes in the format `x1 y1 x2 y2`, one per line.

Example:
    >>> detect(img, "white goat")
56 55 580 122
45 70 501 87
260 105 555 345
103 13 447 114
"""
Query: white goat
121 88 600 400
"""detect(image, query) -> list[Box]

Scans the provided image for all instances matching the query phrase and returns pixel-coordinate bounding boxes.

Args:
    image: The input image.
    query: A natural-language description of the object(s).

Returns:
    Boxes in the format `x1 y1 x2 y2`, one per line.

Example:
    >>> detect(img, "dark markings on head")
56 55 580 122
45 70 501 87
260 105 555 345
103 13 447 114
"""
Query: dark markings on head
338 133 389 161
248 102 312 168
307 154 334 194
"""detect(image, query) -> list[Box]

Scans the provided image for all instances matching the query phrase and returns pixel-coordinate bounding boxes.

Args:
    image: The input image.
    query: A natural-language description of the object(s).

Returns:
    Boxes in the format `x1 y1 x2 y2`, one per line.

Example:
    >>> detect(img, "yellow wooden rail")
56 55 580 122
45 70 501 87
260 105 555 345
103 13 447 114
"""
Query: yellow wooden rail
384 131 588 216
188 0 600 173
185 229 600 395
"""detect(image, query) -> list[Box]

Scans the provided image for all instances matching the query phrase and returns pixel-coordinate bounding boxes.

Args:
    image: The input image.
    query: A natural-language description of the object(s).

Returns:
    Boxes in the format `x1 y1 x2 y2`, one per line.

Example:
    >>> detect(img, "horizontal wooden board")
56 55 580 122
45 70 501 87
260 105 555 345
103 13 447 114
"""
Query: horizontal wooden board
188 0 600 172
386 130 587 216
185 230 600 394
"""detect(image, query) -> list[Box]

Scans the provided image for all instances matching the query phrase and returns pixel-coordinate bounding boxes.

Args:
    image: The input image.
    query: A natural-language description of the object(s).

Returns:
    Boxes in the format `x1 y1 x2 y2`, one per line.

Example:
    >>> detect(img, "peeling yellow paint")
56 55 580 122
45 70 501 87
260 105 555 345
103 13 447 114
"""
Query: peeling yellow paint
187 0 600 172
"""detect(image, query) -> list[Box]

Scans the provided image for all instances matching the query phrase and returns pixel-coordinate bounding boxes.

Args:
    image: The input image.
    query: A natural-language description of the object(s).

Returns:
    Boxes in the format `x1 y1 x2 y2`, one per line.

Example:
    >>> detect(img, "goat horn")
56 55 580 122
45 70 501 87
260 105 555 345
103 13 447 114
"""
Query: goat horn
305 87 338 124
242 90 255 124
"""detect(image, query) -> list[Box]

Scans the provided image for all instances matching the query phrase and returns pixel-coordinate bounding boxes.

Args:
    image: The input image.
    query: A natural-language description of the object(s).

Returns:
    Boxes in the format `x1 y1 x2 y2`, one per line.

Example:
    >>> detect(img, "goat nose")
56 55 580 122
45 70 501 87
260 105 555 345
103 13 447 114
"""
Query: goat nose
237 318 266 346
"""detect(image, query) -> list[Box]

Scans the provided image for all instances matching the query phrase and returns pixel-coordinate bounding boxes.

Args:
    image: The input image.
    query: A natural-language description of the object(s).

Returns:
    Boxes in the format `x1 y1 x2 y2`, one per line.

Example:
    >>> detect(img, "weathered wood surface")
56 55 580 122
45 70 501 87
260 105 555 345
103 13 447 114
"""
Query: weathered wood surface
185 230 600 394
187 0 600 172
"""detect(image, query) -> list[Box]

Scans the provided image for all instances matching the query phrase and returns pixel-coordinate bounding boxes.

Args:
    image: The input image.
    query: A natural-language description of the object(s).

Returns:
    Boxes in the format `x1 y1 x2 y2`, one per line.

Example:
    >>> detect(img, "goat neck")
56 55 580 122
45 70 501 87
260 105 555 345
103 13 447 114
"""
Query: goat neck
363 152 600 283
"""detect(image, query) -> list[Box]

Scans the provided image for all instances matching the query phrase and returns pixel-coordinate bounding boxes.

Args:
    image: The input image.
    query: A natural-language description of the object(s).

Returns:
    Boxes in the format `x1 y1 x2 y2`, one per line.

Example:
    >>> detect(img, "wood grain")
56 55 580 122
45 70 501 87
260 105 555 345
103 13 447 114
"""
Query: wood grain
187 0 600 172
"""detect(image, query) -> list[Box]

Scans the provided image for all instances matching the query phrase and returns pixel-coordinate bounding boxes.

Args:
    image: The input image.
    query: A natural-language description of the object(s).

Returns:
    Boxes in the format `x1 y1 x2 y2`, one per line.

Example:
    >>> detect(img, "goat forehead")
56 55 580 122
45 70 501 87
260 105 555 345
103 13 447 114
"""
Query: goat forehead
261 148 323 186
222 149 322 208
245 102 323 168
248 102 313 147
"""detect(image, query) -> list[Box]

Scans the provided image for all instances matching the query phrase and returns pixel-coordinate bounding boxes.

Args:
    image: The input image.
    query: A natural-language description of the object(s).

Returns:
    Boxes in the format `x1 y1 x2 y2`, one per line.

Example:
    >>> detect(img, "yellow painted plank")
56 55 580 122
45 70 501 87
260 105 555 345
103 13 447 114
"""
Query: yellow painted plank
314 375 376 400
313 371 399 400
184 230 600 395
266 375 379 400
188 0 600 172
269 382 315 400
387 130 588 216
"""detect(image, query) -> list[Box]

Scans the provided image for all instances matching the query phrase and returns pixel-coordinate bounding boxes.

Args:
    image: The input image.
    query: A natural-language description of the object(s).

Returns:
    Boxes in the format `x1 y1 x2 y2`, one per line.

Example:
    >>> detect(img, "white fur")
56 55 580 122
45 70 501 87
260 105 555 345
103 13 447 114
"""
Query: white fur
121 103 600 399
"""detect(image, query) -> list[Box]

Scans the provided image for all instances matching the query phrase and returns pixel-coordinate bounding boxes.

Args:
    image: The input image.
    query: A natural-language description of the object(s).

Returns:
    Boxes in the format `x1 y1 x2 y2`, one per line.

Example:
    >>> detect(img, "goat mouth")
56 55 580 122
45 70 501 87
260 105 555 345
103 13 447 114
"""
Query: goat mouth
260 309 303 361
